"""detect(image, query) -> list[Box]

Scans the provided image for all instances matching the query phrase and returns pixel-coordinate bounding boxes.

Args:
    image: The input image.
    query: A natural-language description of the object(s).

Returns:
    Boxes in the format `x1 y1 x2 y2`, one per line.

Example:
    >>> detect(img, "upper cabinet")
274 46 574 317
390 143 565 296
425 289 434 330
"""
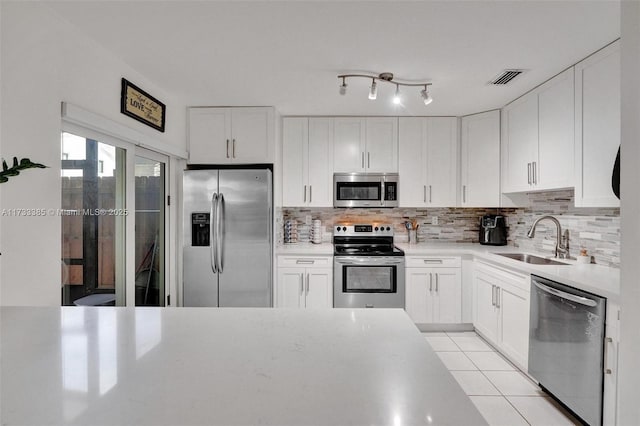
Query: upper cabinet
574 41 620 207
399 117 458 207
282 118 334 207
460 110 501 207
501 68 574 193
188 107 275 164
333 117 398 173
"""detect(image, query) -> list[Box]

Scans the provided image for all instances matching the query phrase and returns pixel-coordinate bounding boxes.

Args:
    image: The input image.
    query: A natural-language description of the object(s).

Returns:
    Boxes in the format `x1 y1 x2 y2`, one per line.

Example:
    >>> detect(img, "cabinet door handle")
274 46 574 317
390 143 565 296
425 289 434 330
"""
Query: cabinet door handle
232 139 236 158
435 273 439 292
462 185 466 203
604 336 613 374
303 185 307 202
429 185 432 203
300 274 304 296
423 185 427 203
527 163 531 185
305 274 310 295
491 285 496 306
226 139 230 159
367 152 370 168
496 286 501 308
362 152 365 169
309 185 312 203
532 161 537 184
429 273 433 292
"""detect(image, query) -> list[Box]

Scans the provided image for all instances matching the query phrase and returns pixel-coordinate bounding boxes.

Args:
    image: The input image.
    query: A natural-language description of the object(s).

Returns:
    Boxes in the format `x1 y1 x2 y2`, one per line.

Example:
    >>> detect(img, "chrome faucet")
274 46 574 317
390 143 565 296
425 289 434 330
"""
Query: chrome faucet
527 215 570 259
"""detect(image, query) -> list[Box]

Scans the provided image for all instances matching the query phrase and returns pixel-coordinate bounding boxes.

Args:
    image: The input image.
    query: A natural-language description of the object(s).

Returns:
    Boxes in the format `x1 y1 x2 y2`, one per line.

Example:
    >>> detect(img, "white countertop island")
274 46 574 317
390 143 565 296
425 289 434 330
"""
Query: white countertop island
1 307 486 426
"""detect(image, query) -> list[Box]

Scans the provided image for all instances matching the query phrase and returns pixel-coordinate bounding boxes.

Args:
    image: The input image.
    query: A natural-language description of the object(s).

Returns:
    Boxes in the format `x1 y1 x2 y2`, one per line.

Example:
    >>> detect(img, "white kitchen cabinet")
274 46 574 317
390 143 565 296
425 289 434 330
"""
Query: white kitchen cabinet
502 68 574 193
333 117 398 173
282 118 333 207
460 110 501 207
188 107 275 164
276 256 333 308
473 262 530 370
574 41 620 207
399 117 458 207
537 68 575 190
405 257 461 324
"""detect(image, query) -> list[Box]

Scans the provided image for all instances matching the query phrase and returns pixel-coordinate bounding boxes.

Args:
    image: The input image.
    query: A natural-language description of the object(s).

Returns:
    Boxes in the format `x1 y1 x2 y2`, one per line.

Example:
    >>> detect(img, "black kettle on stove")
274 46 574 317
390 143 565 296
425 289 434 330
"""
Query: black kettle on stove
479 215 507 246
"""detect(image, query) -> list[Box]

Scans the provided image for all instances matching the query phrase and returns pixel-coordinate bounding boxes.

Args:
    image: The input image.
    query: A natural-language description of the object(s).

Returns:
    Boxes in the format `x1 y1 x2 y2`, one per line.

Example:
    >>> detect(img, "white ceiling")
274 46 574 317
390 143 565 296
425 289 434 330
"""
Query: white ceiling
45 1 620 116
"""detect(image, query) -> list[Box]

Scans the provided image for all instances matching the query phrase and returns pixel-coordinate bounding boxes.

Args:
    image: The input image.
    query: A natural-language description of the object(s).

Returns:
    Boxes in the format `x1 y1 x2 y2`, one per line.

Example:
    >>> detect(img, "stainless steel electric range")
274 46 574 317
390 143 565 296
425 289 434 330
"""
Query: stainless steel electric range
333 224 405 309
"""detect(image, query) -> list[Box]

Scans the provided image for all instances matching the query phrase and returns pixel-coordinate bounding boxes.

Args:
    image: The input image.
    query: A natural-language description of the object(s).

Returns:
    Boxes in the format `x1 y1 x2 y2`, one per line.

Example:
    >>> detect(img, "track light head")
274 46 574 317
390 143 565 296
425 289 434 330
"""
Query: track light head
368 79 377 100
421 86 433 105
392 85 401 105
339 77 347 95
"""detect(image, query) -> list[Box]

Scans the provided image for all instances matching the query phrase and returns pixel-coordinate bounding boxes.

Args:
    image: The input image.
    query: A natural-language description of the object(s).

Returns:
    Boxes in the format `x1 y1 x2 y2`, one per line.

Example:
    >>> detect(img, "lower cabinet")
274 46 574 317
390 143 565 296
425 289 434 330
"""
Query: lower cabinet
473 261 530 370
276 256 333 308
405 257 462 324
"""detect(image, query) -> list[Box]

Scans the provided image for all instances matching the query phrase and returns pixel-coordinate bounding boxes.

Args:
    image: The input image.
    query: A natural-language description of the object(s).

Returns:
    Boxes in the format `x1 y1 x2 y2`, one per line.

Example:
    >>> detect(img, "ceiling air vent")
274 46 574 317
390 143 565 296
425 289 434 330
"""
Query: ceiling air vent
490 69 524 85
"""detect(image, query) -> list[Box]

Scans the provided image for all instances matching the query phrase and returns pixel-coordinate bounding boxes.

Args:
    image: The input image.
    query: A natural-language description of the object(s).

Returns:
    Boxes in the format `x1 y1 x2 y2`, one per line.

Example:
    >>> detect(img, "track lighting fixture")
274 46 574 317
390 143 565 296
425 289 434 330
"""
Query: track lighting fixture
337 72 433 105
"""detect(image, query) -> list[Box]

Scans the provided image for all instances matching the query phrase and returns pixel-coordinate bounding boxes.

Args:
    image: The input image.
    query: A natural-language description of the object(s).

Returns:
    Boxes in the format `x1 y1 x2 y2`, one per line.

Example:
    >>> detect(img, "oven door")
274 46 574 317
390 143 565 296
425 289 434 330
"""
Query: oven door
333 256 405 308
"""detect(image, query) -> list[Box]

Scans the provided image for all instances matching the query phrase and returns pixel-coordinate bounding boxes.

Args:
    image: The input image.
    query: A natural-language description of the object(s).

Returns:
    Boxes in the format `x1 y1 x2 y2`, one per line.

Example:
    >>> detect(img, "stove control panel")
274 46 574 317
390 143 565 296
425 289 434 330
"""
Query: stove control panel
335 224 394 236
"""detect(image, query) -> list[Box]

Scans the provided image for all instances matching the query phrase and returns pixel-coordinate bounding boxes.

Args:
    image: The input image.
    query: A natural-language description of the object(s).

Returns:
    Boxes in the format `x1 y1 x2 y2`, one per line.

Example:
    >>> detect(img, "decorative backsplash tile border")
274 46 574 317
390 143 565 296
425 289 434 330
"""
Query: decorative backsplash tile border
278 189 620 268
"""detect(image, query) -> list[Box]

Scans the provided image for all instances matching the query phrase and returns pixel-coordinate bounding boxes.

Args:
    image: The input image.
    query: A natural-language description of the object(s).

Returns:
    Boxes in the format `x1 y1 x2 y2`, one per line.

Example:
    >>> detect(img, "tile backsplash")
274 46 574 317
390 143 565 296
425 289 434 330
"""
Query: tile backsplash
279 189 620 268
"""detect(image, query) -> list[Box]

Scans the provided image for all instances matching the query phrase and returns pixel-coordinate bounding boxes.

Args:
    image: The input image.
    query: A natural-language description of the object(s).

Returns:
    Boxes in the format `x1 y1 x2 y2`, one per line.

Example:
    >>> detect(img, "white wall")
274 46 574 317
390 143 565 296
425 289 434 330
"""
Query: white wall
618 1 640 424
0 2 187 305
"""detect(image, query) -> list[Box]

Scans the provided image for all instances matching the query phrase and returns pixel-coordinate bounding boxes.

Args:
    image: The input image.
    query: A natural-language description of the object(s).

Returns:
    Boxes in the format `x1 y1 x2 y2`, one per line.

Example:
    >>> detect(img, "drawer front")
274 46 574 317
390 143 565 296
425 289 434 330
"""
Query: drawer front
475 261 529 292
406 256 461 268
277 256 333 268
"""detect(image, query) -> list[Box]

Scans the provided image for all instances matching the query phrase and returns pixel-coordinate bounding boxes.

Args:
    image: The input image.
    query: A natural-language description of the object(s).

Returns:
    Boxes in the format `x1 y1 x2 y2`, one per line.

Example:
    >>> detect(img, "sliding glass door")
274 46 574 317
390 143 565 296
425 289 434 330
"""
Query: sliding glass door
61 131 169 307
61 132 126 306
134 150 167 306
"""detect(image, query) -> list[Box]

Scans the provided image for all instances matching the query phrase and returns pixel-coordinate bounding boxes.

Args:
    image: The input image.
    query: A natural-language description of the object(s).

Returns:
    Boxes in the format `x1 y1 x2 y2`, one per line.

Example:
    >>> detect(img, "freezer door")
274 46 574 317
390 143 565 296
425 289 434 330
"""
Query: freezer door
218 169 272 307
183 170 219 307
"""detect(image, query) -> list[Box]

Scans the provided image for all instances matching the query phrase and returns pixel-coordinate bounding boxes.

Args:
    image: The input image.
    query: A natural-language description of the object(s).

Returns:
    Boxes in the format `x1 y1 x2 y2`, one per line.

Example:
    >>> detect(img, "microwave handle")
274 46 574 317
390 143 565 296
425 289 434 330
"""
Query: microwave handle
380 180 385 206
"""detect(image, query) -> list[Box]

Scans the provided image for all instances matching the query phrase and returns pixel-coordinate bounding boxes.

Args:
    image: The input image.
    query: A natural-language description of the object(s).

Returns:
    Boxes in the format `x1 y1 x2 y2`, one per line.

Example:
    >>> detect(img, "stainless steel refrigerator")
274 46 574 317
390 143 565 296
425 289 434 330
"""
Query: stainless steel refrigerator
183 168 272 307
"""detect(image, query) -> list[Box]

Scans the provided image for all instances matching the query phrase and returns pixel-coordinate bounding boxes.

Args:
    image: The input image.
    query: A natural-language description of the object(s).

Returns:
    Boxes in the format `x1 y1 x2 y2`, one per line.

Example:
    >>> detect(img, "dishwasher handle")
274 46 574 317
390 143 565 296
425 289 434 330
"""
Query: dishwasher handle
533 280 598 307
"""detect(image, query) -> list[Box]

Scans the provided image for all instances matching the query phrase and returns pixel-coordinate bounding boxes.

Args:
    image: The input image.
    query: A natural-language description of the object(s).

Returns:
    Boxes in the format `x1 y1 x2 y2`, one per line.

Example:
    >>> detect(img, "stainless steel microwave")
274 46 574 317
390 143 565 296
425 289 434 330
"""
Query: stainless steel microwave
333 173 399 208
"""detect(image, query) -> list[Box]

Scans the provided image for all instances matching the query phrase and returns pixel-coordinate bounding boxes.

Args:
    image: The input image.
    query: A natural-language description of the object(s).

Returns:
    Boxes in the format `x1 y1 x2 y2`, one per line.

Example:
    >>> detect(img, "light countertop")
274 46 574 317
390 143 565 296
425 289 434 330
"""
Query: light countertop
276 242 334 255
397 242 620 301
0 307 487 426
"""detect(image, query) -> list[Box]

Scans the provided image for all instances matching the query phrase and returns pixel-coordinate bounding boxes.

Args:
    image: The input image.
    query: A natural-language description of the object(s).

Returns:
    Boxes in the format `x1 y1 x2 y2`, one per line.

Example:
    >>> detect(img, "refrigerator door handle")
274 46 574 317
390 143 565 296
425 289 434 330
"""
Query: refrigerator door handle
217 193 225 273
210 193 218 274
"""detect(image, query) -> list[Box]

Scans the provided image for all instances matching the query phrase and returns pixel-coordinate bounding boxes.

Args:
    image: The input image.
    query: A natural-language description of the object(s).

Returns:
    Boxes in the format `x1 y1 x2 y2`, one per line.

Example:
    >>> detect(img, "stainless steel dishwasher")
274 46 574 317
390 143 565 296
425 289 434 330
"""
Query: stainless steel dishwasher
529 274 606 426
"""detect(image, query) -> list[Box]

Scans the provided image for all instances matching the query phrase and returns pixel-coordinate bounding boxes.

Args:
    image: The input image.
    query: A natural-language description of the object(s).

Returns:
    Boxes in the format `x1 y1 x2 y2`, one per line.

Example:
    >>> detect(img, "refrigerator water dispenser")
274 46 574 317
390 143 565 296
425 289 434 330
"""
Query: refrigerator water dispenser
191 213 210 246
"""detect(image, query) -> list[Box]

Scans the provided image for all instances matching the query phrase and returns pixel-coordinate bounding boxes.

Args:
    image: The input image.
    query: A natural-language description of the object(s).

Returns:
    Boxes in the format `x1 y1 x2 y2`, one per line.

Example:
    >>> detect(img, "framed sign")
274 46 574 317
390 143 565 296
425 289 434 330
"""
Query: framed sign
120 78 166 132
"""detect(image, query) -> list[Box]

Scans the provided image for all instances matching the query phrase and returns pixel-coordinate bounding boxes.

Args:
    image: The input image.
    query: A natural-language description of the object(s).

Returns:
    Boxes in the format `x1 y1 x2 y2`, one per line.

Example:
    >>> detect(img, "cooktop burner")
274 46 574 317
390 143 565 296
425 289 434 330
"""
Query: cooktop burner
334 244 404 256
333 224 404 257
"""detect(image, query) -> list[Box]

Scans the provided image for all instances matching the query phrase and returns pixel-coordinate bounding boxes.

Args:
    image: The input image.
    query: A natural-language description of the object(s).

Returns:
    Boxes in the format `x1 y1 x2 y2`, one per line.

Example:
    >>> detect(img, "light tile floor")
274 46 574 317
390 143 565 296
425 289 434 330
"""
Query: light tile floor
423 331 581 426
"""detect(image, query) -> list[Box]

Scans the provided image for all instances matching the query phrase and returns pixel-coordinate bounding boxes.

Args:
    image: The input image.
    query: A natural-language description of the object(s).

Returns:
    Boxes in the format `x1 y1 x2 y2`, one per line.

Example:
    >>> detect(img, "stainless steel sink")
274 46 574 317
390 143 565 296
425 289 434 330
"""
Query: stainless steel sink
494 253 570 266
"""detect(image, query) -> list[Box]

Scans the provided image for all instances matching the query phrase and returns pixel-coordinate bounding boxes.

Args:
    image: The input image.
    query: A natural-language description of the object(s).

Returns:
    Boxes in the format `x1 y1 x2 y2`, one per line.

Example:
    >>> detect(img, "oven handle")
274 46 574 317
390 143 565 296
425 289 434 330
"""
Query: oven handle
334 256 404 265
533 281 597 307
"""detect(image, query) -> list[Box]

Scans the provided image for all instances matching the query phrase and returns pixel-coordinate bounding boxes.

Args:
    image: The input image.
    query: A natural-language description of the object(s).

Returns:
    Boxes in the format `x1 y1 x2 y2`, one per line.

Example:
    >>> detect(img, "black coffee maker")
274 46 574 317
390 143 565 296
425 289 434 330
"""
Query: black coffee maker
479 215 507 246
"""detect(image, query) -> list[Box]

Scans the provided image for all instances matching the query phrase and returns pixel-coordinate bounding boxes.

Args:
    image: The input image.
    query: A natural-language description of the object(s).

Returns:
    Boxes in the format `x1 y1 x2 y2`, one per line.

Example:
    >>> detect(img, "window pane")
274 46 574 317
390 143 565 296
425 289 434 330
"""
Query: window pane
134 156 165 306
61 134 125 306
